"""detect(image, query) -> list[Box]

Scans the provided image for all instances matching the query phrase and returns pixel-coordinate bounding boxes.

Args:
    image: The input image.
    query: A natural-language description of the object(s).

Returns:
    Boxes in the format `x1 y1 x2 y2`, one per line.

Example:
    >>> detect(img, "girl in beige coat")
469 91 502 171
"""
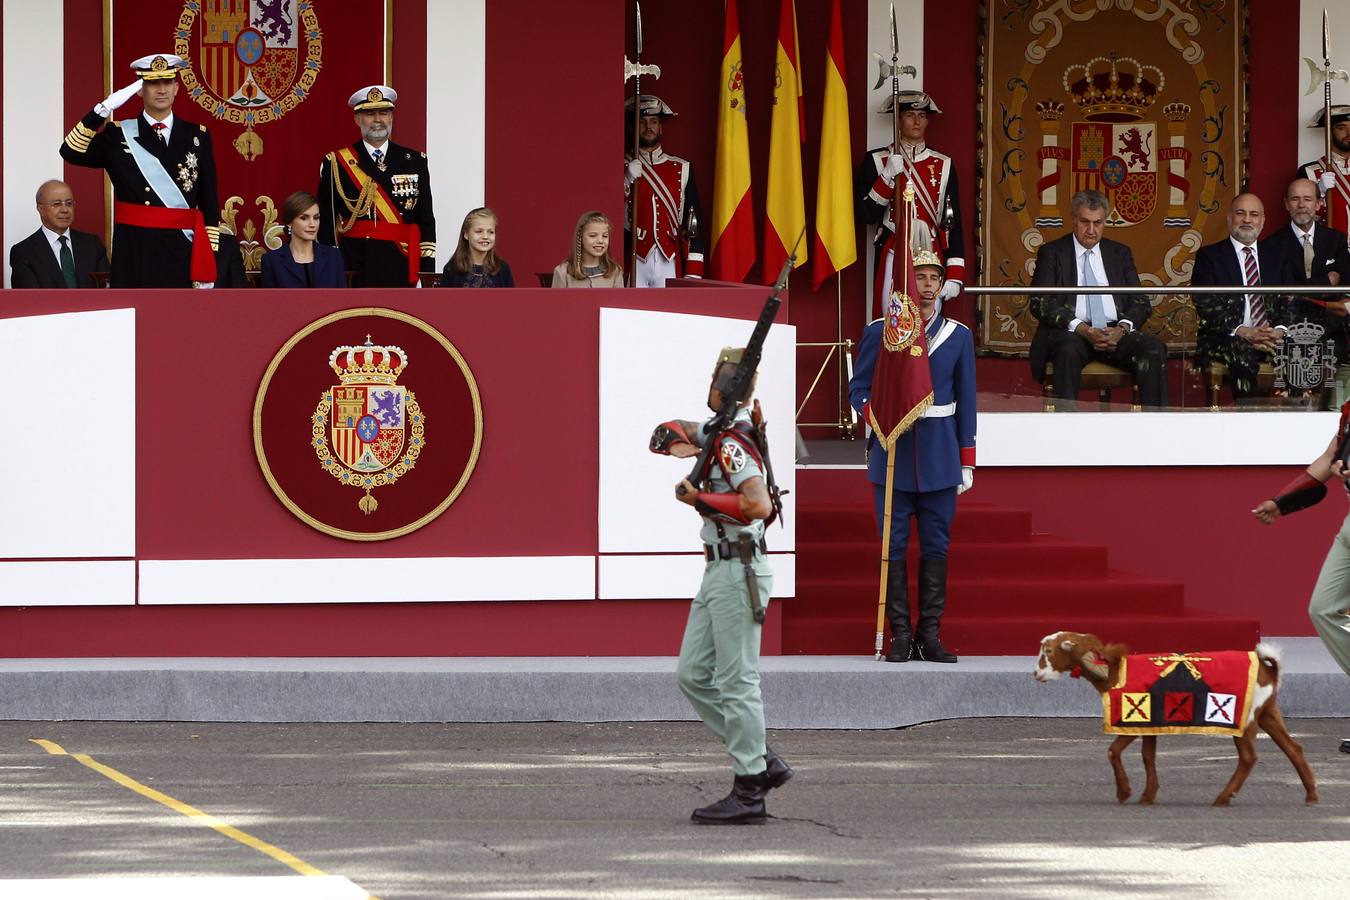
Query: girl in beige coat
552 211 624 287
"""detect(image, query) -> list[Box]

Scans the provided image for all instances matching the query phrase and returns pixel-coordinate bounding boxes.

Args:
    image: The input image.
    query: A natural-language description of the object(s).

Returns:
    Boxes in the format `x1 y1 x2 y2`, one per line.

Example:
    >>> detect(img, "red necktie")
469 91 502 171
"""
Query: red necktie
152 122 167 144
1243 246 1266 327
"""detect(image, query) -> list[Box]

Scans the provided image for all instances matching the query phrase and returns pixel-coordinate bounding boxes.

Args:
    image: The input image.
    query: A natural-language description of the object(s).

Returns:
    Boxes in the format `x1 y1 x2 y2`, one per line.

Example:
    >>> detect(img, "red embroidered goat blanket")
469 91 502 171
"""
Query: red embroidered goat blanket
1102 651 1259 736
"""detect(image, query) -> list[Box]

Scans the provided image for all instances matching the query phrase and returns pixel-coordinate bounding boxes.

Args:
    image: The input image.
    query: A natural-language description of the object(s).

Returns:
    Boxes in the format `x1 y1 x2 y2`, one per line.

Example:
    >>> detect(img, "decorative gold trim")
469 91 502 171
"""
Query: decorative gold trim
253 307 484 542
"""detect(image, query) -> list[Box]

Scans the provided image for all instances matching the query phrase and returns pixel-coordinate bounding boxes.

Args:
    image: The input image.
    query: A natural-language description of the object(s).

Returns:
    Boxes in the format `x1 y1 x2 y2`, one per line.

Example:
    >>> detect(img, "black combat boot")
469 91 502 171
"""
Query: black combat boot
912 557 958 663
883 561 914 662
764 745 794 790
691 771 770 825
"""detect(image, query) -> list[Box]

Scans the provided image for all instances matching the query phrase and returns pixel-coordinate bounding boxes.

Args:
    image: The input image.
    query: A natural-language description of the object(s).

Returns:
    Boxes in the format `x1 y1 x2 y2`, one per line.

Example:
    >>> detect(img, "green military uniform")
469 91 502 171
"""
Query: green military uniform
675 405 774 776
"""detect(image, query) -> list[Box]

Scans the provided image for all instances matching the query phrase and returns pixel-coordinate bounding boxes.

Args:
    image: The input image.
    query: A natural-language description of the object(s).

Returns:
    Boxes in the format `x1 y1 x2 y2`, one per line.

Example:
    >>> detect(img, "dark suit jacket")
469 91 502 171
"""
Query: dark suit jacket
1028 235 1149 381
260 242 347 288
9 227 108 288
1190 238 1288 367
1260 223 1350 337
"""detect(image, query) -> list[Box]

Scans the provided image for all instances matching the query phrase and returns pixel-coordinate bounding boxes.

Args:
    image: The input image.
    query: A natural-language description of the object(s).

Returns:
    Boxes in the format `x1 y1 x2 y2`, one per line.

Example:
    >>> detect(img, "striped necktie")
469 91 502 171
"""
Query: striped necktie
1243 246 1266 327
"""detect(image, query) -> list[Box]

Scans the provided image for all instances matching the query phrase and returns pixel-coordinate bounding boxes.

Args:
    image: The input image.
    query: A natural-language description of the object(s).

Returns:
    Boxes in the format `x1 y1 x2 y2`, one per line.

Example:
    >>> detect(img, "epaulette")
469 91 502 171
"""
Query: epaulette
199 123 207 132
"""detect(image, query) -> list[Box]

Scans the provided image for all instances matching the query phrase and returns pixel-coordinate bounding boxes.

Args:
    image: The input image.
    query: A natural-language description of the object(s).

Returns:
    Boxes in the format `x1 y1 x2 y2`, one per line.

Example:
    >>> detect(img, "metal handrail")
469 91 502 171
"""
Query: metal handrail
965 285 1350 294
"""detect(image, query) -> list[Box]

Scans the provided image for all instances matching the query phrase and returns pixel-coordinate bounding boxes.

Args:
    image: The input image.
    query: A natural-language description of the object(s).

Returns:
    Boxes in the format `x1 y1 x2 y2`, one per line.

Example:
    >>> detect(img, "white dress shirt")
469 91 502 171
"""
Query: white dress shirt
1067 237 1129 332
40 225 71 268
1228 236 1284 332
364 140 389 162
143 112 174 144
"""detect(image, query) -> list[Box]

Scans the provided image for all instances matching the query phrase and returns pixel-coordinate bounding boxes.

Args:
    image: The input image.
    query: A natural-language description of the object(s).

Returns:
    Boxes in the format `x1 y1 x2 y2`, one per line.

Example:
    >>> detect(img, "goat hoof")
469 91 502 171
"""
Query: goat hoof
1306 794 1320 805
1138 796 1155 805
1116 792 1131 804
1213 797 1231 807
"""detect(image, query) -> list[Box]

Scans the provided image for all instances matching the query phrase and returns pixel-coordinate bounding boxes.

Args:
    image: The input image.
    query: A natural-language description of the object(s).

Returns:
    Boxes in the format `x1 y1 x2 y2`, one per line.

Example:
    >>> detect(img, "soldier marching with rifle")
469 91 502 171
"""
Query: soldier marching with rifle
648 246 797 825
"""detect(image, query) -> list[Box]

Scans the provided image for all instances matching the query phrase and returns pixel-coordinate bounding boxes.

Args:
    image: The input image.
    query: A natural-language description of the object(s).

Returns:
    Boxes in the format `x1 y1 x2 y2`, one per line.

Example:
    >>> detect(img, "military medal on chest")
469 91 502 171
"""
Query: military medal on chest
312 336 427 514
177 152 199 193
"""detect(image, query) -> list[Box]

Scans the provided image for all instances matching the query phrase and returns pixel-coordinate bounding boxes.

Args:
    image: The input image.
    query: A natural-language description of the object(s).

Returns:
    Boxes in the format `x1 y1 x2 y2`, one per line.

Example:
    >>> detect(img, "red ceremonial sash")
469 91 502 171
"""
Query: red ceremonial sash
344 219 422 285
113 201 217 283
332 148 420 285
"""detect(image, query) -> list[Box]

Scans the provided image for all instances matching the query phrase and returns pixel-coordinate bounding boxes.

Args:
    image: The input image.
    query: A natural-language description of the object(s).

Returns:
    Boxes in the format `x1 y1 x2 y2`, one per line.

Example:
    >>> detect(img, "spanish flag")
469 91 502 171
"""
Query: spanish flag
709 0 756 283
764 0 807 276
811 0 857 289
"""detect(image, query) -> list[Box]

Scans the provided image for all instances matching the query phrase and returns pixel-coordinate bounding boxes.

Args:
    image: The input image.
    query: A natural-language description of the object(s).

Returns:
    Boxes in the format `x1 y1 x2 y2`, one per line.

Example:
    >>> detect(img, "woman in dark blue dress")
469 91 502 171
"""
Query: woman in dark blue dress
261 191 347 288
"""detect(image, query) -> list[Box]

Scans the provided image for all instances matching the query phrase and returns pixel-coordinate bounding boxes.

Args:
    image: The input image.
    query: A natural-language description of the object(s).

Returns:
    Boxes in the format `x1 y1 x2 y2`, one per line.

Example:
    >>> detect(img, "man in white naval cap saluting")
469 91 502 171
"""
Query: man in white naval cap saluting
60 53 220 288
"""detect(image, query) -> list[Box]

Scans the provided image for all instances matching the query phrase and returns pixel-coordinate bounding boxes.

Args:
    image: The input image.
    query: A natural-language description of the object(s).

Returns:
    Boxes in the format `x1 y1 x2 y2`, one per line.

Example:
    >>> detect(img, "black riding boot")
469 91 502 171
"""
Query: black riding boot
764 745 794 790
691 771 769 825
884 561 913 662
913 557 958 663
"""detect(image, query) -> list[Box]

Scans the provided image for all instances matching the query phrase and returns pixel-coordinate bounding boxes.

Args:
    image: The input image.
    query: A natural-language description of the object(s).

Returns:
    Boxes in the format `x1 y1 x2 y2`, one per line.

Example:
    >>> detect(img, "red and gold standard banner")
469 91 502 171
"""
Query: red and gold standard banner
254 308 483 541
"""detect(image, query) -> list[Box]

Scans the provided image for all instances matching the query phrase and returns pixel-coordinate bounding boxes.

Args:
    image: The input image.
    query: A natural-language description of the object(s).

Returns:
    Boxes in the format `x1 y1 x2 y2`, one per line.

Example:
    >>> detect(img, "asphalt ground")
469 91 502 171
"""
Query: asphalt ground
1 718 1349 899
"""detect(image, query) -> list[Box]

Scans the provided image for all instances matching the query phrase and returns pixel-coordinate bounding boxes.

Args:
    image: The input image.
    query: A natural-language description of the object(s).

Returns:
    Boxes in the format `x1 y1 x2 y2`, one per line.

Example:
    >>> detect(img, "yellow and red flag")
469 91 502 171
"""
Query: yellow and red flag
764 0 807 276
867 188 934 447
709 0 756 282
811 0 857 289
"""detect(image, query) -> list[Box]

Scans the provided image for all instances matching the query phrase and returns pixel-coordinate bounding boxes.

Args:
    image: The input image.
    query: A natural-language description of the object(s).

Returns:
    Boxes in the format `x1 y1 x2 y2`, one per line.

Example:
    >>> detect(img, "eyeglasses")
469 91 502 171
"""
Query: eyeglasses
41 200 76 209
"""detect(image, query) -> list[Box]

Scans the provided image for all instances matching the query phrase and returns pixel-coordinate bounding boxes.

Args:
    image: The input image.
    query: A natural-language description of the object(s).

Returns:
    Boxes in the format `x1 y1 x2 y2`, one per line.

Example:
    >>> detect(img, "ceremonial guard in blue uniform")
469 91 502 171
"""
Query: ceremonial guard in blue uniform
849 249 977 663
650 348 792 824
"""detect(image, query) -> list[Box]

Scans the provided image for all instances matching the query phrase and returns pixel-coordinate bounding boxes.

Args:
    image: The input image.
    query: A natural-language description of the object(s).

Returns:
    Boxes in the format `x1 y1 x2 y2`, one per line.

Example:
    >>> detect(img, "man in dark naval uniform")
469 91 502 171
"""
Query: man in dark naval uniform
317 85 437 287
59 53 220 288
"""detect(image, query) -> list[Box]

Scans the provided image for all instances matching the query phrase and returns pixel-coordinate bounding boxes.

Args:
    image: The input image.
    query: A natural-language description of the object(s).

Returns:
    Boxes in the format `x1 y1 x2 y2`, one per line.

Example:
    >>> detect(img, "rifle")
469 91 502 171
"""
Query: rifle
677 232 802 495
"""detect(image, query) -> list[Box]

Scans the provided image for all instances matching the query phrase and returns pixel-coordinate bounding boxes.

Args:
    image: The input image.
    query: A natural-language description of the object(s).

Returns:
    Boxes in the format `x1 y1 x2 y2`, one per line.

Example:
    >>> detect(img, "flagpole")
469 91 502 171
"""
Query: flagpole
874 436 898 659
837 273 847 435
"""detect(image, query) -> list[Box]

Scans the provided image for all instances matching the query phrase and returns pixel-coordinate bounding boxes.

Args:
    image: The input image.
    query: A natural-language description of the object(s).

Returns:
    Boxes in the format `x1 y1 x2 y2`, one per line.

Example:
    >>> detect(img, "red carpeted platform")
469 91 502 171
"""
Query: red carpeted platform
787 470 1260 656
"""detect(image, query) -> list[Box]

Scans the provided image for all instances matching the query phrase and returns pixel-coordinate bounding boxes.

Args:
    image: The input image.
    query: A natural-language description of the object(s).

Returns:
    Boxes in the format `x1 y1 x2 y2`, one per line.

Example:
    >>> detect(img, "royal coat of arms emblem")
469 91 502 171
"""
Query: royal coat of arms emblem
174 0 323 161
312 337 426 514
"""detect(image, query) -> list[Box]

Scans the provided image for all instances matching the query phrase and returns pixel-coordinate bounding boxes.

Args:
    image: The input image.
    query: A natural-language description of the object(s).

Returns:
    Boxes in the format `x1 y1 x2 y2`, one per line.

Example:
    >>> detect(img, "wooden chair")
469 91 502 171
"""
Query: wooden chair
90 272 111 289
1043 361 1141 411
535 272 554 287
418 272 441 288
1206 362 1276 409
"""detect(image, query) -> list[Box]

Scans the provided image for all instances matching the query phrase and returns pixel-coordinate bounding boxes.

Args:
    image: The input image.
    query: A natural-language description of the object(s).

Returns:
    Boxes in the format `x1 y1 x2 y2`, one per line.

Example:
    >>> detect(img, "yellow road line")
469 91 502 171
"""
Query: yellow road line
28 738 347 884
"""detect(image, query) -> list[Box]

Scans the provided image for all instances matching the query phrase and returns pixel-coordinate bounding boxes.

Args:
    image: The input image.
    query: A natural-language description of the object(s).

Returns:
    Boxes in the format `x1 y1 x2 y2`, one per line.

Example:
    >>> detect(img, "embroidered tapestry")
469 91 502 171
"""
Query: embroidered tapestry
978 1 1248 354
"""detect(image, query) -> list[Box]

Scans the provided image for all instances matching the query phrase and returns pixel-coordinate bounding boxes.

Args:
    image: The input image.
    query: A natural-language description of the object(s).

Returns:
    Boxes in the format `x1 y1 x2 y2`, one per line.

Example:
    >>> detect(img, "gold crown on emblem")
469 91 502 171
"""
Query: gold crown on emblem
1163 101 1192 122
328 336 408 385
367 88 383 103
151 56 168 72
1062 54 1164 123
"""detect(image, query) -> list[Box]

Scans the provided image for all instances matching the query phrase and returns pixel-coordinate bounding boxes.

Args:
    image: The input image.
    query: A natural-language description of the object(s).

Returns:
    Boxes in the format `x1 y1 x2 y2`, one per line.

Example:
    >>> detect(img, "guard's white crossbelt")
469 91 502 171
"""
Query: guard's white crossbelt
923 402 956 418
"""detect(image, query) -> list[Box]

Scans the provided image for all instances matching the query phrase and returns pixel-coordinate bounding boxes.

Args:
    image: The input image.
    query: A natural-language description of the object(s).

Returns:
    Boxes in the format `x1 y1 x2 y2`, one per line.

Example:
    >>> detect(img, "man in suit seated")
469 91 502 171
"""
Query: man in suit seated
1192 193 1287 399
1262 178 1350 395
1029 189 1167 407
8 180 109 288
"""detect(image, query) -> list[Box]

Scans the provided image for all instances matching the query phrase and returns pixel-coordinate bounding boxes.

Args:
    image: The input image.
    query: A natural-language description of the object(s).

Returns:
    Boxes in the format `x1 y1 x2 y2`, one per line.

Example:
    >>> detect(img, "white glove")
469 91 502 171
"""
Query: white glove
958 466 974 495
1321 171 1336 193
95 80 143 118
937 279 963 303
625 158 642 185
882 155 904 180
193 282 215 289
